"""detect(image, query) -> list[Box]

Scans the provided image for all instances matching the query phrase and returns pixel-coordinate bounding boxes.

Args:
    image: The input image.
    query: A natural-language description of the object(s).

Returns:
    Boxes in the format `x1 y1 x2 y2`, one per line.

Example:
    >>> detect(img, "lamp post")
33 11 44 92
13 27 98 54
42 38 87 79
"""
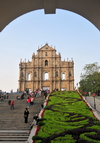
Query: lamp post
84 82 86 96
92 93 96 109
76 83 78 91
92 80 96 109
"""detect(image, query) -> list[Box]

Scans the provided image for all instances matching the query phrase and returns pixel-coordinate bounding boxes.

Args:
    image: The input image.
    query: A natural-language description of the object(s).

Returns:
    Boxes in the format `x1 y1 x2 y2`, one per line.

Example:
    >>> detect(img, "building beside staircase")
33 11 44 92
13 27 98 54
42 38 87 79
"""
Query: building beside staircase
18 44 74 92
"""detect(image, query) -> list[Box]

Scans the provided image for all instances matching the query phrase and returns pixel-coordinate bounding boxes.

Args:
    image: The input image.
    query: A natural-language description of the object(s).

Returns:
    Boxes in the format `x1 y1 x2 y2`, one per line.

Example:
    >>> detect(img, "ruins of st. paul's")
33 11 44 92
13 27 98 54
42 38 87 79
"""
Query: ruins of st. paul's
19 44 74 92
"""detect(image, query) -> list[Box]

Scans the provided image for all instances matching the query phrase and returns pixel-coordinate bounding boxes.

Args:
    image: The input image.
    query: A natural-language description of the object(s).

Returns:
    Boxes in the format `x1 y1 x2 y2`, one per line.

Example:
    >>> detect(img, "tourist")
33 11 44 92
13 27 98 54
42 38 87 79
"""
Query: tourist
24 108 29 123
6 93 9 99
1 94 4 102
26 97 31 108
27 114 40 133
35 90 39 97
44 90 47 100
4 92 6 99
47 90 50 94
10 100 14 109
40 104 44 110
8 100 11 105
27 118 37 133
30 96 35 105
26 89 29 95
33 113 40 124
38 90 41 96
41 90 45 96
21 92 24 99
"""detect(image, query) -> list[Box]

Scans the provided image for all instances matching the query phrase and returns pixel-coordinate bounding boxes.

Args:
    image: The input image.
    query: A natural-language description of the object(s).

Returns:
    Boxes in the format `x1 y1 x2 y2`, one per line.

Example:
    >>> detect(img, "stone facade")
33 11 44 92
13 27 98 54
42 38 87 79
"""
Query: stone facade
18 44 74 92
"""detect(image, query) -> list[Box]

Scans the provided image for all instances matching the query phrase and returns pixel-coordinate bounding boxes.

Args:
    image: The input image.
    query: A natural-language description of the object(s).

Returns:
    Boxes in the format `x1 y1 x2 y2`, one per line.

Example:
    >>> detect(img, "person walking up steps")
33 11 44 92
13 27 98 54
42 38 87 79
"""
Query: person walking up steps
10 100 14 109
24 108 29 123
26 97 31 108
8 100 11 105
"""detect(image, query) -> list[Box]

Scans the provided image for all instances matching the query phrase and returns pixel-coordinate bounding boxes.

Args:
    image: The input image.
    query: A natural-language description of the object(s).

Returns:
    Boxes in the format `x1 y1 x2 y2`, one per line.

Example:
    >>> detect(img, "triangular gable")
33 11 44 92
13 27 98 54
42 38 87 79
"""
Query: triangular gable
38 44 55 51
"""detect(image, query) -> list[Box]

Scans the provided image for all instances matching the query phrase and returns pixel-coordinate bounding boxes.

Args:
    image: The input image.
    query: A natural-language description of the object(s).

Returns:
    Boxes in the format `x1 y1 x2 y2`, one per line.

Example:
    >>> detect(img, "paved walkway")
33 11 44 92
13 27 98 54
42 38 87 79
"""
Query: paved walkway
83 96 100 120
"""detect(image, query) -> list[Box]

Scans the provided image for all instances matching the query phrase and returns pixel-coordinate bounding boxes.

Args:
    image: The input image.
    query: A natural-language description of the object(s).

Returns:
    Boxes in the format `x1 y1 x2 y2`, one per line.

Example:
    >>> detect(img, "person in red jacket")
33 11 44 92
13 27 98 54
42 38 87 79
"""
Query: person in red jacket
27 97 31 108
10 100 14 109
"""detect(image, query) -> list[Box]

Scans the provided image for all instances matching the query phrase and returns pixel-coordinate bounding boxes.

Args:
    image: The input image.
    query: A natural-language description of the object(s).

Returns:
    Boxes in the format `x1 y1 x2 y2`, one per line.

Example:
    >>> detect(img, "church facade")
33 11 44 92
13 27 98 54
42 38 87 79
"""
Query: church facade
18 44 74 92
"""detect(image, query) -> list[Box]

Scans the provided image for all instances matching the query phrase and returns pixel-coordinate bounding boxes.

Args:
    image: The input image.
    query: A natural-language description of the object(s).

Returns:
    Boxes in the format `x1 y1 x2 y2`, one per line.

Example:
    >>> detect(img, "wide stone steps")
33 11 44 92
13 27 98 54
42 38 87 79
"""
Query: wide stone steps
0 131 28 142
0 93 44 142
0 142 25 143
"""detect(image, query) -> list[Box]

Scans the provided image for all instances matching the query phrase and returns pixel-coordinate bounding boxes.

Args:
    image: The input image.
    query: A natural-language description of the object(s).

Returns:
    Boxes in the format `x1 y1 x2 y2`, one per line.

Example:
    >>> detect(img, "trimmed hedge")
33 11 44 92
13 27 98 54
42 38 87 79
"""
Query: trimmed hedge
32 91 100 143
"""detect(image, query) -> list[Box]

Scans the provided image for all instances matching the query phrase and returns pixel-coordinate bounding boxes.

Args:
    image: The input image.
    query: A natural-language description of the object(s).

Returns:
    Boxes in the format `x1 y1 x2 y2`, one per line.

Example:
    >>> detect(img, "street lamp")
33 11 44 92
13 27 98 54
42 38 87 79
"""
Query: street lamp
84 82 86 96
92 80 96 109
92 93 96 109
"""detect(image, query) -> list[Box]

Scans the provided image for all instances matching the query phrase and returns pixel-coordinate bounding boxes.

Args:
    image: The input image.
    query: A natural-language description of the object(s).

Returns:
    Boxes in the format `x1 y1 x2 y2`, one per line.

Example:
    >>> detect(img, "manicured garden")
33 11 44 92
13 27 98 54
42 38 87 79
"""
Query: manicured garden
32 91 100 143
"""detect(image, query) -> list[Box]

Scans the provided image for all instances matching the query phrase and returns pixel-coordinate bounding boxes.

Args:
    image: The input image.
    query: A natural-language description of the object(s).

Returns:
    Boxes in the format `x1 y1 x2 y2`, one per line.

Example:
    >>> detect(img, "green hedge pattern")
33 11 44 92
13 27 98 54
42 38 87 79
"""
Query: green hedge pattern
32 91 100 143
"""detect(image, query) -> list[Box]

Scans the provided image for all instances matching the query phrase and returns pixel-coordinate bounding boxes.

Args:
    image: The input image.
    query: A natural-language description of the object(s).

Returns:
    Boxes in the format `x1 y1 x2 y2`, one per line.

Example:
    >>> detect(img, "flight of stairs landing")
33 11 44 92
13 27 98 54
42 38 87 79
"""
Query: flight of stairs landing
0 93 44 143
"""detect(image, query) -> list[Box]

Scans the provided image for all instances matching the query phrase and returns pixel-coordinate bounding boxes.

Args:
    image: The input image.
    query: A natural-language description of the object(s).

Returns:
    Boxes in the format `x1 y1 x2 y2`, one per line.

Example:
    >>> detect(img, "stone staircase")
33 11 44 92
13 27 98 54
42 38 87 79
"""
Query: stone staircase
0 93 44 142
0 130 28 143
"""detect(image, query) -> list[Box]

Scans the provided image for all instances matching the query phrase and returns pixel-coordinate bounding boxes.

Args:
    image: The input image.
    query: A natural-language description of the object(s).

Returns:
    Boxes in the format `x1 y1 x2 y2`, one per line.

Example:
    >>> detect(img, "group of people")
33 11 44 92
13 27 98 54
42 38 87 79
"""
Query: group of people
28 113 40 133
0 92 9 102
23 89 50 133
16 92 25 100
25 89 50 98
24 108 40 132
0 91 15 110
26 95 35 108
26 89 50 108
24 108 40 133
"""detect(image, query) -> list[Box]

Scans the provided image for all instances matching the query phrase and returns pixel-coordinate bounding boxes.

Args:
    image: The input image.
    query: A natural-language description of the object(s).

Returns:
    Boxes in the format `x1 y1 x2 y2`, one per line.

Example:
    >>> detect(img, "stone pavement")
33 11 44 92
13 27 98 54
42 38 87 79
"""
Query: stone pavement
0 93 44 142
83 96 100 120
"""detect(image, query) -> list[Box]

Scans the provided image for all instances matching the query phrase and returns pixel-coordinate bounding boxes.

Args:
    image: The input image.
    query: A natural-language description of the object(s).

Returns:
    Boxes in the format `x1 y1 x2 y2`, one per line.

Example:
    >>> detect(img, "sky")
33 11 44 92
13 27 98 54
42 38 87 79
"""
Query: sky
0 9 100 92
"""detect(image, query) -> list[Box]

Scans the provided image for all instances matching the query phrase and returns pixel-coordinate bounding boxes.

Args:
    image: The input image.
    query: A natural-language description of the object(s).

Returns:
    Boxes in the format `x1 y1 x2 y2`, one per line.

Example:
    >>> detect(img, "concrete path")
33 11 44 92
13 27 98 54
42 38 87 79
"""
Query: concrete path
83 96 100 120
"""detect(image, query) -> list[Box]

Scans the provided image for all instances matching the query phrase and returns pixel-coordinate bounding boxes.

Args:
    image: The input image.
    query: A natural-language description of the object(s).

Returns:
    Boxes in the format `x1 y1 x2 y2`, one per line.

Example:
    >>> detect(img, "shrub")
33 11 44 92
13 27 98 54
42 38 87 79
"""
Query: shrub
36 91 100 142
38 118 46 121
43 106 50 110
80 132 98 142
32 135 43 141
37 121 45 126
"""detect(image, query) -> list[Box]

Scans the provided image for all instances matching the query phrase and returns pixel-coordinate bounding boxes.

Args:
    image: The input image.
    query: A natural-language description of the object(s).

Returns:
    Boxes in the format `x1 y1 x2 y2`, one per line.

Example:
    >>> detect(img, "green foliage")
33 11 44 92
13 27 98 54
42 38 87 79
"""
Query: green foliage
37 121 45 126
32 135 43 141
36 127 49 138
33 91 100 142
46 99 51 101
79 62 100 94
83 62 100 75
94 120 100 125
87 125 100 131
43 105 50 110
36 140 43 143
49 94 53 96
51 134 77 143
80 132 100 143
38 118 46 121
